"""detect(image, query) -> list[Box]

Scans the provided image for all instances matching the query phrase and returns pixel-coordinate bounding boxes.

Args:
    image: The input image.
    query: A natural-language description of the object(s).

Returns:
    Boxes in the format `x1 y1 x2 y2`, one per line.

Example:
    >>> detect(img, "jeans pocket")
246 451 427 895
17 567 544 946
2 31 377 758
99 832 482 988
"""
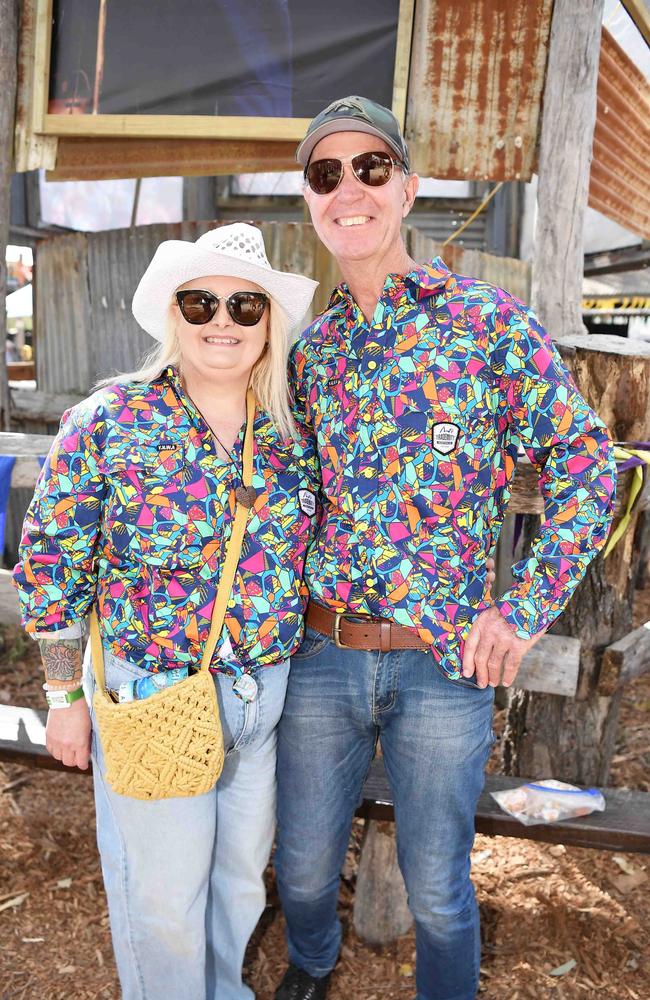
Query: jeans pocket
292 625 331 661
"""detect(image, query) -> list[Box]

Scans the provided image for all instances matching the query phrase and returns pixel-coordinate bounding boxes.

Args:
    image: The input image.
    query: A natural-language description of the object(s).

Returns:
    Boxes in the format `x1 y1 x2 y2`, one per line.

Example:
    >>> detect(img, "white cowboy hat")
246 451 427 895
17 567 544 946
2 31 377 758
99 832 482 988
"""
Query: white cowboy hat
132 222 318 341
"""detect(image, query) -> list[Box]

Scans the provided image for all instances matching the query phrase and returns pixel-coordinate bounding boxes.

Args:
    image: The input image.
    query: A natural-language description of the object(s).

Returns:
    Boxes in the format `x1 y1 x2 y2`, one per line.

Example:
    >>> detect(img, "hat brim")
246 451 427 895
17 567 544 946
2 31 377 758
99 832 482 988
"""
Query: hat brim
132 240 318 341
296 119 406 167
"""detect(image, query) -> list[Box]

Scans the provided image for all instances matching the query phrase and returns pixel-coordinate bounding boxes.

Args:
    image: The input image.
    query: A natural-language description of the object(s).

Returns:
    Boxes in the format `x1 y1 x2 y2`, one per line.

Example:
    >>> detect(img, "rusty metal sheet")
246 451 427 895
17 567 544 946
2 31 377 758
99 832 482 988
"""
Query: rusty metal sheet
588 29 650 239
406 0 553 181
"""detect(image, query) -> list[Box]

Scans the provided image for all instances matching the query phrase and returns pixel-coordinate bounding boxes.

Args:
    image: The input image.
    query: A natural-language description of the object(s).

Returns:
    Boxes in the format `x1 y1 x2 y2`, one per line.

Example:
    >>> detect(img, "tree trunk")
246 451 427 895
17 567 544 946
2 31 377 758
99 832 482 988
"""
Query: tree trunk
531 0 604 341
504 336 650 784
0 0 19 431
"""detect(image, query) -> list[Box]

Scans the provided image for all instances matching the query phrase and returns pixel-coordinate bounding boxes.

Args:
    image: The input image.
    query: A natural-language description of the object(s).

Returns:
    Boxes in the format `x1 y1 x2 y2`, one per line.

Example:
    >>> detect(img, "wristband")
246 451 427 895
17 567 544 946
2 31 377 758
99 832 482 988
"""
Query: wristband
45 687 85 709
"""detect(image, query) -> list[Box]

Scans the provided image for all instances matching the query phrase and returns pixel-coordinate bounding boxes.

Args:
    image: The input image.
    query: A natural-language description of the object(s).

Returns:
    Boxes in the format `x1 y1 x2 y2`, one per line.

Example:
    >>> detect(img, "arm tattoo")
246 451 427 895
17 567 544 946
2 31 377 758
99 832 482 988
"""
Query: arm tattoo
39 638 83 683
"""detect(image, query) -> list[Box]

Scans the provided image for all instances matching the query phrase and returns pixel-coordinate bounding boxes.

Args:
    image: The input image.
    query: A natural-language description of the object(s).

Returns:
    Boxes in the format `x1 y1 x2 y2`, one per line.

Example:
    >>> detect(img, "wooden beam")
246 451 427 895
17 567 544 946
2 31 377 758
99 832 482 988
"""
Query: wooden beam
620 0 650 48
532 0 605 340
598 621 650 695
0 0 18 429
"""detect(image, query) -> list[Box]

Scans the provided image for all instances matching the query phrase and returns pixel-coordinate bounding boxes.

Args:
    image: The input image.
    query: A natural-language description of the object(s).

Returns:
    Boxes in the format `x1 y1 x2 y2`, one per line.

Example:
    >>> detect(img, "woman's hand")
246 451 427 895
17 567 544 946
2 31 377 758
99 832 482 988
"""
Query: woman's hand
45 699 92 770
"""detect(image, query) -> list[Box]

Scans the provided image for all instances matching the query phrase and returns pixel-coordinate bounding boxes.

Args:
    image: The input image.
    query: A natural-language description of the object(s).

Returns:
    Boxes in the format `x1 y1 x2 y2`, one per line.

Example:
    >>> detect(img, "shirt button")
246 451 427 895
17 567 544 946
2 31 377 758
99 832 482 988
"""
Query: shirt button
368 361 377 370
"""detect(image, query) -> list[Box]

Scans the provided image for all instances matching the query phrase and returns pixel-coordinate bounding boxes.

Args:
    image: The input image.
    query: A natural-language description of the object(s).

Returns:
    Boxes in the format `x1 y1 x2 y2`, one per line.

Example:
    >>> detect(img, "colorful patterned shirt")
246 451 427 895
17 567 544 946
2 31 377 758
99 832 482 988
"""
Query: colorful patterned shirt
13 367 319 675
290 259 616 678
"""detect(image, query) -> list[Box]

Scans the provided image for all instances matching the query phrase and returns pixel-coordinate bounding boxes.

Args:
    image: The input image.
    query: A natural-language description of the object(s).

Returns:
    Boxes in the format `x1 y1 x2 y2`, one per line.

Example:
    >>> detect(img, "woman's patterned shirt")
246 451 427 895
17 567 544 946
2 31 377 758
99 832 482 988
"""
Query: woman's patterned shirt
13 367 320 674
290 259 616 679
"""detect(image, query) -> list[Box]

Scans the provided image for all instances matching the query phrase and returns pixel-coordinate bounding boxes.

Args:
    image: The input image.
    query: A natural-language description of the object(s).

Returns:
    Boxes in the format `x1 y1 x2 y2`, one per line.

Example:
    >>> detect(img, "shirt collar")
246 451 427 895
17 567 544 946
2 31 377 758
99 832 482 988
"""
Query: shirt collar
327 257 451 311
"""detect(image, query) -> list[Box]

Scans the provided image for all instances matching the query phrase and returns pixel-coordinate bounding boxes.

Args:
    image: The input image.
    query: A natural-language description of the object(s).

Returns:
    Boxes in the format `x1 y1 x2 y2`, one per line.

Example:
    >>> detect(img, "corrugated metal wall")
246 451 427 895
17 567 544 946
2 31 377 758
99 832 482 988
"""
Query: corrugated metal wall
35 220 518 396
406 0 553 181
589 28 650 239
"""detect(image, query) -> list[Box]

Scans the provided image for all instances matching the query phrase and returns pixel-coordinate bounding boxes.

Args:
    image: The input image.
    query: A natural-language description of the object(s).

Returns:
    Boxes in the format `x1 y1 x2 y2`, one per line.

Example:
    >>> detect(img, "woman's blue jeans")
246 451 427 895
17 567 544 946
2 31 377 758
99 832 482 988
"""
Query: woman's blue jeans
85 650 289 1000
275 627 495 1000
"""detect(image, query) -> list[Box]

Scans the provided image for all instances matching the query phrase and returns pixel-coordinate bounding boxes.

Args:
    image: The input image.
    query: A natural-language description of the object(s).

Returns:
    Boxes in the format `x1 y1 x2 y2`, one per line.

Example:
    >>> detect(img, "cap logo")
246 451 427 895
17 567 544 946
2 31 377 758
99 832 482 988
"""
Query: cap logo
327 96 370 120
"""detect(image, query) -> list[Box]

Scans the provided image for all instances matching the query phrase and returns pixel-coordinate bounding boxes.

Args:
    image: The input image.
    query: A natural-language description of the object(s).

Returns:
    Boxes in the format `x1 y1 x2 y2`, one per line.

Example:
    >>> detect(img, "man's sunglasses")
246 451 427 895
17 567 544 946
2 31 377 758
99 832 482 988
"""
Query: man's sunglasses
175 289 269 327
304 150 405 195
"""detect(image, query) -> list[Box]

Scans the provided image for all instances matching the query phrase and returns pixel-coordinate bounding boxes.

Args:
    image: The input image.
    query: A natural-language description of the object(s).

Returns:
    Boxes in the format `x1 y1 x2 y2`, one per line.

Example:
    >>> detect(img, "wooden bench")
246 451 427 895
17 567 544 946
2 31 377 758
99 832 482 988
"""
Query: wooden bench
2 704 648 855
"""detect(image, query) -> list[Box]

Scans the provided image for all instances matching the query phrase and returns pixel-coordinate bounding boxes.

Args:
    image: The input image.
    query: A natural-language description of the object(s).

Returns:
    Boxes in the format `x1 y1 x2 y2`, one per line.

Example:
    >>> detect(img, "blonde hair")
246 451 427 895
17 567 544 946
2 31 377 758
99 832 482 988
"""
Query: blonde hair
95 297 297 439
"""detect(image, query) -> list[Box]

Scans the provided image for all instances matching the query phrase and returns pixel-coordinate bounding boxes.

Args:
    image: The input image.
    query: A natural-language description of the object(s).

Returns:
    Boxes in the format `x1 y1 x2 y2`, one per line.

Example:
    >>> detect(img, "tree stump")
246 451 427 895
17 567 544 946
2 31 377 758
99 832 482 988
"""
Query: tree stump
504 335 650 784
353 820 413 945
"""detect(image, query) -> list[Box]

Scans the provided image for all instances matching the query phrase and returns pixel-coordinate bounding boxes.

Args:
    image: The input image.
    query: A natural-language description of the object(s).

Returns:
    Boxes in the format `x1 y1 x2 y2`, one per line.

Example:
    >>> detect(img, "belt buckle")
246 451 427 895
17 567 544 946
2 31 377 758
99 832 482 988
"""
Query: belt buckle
332 612 351 649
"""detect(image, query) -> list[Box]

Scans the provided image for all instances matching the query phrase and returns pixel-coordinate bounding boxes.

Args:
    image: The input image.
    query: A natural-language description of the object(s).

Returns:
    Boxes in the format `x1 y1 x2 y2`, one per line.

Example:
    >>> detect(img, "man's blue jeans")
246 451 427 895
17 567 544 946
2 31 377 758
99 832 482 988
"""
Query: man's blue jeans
275 627 495 1000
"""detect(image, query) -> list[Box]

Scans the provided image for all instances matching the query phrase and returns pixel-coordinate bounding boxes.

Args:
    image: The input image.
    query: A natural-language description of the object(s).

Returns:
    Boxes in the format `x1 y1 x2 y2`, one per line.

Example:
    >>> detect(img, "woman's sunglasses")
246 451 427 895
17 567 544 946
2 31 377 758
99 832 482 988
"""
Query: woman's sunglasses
175 289 269 327
304 150 405 195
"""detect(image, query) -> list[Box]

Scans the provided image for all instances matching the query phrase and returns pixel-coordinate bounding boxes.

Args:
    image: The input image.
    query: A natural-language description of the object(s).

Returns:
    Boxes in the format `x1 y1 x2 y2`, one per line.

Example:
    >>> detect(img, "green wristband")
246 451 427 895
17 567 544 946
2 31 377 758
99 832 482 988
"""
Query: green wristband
45 686 85 709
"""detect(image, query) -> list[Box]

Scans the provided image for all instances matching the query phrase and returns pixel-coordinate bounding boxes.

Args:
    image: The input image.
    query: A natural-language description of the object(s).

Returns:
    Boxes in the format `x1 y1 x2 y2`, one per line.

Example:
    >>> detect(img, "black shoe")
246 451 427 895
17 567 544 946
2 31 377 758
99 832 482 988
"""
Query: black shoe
274 964 330 1000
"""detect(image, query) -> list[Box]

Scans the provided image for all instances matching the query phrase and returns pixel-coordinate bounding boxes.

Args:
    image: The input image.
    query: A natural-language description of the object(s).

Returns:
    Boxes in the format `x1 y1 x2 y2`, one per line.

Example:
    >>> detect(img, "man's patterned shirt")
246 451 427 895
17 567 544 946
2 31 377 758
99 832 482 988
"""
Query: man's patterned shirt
13 368 319 674
290 259 616 678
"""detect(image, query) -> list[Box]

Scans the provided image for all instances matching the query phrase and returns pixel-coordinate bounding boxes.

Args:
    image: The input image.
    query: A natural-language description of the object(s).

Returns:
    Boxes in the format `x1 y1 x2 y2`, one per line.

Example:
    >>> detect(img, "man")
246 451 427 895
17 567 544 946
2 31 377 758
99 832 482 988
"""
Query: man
274 96 615 1000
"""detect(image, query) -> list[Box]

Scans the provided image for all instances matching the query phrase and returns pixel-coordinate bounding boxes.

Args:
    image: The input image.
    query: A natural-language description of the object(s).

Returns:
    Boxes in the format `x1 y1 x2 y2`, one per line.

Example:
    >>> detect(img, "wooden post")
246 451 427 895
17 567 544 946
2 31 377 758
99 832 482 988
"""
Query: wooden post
504 336 650 784
0 0 19 431
531 0 605 341
353 820 413 945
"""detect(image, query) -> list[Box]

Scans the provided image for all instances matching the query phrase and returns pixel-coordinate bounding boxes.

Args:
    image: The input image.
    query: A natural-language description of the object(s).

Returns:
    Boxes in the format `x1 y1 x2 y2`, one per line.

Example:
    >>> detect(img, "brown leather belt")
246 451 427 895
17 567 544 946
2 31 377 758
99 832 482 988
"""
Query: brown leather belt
306 601 428 653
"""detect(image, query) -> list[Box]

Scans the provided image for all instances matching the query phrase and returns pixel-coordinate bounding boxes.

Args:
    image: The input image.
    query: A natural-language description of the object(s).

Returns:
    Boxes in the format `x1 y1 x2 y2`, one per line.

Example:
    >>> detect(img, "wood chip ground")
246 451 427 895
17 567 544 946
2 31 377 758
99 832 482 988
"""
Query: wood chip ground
1 625 648 1000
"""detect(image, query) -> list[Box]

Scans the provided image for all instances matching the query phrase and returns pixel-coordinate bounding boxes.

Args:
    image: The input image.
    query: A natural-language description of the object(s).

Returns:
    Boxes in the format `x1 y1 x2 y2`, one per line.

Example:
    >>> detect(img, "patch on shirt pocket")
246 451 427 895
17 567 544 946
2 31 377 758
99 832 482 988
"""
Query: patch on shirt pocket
298 488 317 517
432 421 461 455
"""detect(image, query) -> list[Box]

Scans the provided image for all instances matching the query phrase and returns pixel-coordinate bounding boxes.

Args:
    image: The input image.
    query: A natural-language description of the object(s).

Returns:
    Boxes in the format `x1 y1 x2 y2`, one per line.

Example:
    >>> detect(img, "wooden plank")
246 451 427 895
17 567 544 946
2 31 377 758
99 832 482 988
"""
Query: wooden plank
598 622 650 695
359 759 650 854
0 704 90 773
7 710 650 855
532 0 604 341
515 634 581 697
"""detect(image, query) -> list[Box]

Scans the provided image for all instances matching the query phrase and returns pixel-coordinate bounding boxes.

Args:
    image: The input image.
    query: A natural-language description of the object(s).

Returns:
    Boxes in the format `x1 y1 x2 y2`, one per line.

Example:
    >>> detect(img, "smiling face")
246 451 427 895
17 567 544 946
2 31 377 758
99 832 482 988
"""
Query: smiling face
172 275 269 386
303 132 419 268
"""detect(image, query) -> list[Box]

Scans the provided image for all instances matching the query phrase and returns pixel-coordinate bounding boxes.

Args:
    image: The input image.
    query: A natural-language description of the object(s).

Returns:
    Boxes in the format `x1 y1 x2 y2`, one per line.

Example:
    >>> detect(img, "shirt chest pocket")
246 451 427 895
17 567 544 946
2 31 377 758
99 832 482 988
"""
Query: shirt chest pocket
98 444 198 567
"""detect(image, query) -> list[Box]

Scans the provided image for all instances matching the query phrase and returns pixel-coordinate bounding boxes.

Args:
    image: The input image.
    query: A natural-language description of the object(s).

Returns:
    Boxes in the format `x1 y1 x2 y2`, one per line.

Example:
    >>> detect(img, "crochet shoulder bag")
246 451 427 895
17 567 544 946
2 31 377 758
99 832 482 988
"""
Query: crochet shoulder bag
90 388 256 800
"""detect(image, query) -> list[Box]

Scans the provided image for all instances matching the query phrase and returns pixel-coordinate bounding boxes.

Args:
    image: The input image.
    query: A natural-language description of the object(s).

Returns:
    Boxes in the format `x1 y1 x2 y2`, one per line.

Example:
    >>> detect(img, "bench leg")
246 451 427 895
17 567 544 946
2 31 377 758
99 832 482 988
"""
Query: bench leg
353 818 413 944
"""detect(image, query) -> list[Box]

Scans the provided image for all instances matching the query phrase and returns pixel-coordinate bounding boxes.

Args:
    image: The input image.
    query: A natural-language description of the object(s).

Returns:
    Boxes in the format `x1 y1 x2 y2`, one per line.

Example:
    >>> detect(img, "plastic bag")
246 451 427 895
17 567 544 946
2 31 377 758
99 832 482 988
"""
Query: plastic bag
490 779 606 826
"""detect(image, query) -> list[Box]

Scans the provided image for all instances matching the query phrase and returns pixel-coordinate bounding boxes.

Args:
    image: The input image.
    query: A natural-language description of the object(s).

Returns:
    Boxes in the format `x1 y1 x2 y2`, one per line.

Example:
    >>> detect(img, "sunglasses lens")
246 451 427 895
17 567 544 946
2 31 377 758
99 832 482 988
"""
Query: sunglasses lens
306 158 343 194
353 152 394 186
228 292 268 326
177 291 216 324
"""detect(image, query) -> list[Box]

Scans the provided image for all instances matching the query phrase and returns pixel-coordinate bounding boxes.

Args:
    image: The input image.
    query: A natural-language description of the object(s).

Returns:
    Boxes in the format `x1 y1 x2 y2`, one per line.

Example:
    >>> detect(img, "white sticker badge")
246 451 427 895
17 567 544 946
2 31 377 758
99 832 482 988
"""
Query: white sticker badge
432 422 461 455
298 489 317 517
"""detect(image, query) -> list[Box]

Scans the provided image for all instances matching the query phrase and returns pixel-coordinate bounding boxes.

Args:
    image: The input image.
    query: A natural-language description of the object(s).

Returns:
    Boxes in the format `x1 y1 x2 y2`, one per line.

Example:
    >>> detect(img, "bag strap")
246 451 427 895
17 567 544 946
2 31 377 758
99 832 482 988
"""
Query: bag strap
91 387 256 690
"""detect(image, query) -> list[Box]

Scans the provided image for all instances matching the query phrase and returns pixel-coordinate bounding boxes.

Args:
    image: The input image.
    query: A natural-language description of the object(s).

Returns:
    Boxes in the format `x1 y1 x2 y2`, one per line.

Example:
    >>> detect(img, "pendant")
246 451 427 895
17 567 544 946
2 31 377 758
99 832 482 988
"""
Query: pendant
235 485 257 509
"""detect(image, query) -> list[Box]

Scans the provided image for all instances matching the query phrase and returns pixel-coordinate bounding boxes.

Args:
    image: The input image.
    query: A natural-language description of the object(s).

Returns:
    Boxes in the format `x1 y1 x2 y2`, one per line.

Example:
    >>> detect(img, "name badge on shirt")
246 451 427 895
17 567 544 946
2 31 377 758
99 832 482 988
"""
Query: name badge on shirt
432 422 461 455
298 488 317 517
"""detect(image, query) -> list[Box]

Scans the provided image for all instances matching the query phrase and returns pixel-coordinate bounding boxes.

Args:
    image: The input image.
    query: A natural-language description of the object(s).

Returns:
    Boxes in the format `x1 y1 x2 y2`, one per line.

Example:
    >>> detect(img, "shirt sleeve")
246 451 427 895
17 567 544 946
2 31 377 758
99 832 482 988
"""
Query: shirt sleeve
492 298 616 639
12 405 106 634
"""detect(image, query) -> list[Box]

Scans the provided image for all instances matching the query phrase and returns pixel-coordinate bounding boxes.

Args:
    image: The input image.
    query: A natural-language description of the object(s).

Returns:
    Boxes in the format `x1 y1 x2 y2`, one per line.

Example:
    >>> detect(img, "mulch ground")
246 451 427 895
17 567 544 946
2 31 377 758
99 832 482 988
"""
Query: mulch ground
1 625 648 1000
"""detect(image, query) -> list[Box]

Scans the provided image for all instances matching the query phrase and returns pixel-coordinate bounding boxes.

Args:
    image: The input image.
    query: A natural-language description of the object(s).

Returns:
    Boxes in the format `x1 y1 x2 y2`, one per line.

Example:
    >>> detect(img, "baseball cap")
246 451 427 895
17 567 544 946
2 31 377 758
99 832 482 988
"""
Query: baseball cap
296 95 410 171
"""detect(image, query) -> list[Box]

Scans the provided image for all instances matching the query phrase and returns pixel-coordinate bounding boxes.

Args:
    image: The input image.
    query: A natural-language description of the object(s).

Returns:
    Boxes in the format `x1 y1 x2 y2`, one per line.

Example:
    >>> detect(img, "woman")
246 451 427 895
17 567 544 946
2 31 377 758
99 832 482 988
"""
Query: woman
13 223 319 1000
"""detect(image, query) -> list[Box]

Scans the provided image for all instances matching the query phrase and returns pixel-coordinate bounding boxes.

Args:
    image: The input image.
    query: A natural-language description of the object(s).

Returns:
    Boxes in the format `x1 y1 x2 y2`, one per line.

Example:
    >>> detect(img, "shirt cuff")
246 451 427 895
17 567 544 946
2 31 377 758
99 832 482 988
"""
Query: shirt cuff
494 596 547 641
31 621 85 641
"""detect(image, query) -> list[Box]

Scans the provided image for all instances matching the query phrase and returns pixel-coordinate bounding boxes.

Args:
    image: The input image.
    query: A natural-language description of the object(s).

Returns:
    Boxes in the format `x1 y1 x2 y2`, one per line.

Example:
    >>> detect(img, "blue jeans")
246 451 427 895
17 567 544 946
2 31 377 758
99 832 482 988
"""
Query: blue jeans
85 650 289 1000
275 628 495 1000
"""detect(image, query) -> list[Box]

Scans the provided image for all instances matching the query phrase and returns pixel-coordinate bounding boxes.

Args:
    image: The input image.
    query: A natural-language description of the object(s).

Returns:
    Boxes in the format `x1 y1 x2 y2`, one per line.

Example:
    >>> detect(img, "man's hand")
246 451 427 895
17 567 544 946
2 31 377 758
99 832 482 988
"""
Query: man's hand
485 557 496 600
45 699 92 769
462 605 542 689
